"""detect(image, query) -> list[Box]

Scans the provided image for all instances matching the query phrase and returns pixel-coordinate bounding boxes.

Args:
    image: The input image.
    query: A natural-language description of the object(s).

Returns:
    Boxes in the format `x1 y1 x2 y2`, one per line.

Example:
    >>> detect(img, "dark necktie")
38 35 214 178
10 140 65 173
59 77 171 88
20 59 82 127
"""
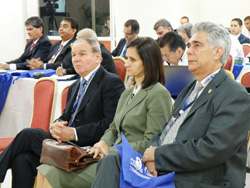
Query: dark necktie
68 79 87 127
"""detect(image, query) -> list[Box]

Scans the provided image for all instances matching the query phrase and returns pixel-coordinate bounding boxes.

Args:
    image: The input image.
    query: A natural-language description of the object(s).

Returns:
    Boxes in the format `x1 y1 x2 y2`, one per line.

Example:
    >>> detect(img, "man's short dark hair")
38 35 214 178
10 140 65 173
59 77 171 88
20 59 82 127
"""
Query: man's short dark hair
232 18 243 26
124 19 140 34
159 32 186 52
244 16 250 22
62 17 79 37
25 16 44 33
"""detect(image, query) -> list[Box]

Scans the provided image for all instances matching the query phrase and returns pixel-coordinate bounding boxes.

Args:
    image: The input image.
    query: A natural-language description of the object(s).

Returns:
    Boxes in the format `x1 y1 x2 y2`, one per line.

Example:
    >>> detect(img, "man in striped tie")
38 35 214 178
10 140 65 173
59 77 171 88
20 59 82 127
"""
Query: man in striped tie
28 17 78 70
0 37 125 188
0 16 52 70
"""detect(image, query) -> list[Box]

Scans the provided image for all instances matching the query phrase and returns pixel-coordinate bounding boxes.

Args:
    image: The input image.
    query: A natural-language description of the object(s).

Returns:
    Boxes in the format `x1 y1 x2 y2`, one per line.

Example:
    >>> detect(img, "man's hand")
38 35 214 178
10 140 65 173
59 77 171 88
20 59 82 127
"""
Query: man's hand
88 140 109 159
50 121 74 142
142 146 157 163
145 161 158 177
56 66 66 76
0 63 10 70
27 58 43 70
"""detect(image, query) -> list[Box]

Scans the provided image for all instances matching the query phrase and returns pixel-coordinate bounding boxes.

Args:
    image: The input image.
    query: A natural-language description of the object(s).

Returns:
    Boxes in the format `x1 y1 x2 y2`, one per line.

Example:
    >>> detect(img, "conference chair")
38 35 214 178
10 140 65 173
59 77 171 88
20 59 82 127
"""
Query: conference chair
61 85 70 114
225 70 235 80
242 43 250 57
113 57 127 84
239 71 250 87
0 77 58 152
224 54 234 72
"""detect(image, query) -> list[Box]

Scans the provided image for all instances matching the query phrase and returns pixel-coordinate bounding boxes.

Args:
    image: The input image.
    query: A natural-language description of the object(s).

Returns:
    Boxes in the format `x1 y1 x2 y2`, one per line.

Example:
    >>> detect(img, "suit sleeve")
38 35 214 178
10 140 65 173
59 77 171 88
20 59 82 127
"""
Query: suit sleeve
129 89 172 154
75 76 125 146
154 87 250 173
32 40 52 62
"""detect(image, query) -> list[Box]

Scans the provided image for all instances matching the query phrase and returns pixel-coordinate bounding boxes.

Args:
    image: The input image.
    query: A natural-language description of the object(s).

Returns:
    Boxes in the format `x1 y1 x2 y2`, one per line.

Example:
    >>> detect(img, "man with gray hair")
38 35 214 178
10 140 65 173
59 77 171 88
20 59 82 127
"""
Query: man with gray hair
0 38 125 188
177 23 193 44
0 16 52 70
93 22 250 188
153 18 173 43
56 28 116 75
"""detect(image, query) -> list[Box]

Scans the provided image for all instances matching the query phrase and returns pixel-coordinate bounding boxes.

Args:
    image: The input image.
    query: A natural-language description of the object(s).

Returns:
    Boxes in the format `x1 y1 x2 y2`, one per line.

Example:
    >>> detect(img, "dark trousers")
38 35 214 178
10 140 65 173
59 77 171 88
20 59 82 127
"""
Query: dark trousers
92 153 121 188
0 128 52 188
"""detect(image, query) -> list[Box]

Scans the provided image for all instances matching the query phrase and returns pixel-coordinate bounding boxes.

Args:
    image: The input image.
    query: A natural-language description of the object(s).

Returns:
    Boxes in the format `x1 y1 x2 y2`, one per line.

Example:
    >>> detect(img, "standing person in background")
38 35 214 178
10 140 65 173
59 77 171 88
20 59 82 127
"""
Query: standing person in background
0 16 52 70
111 19 140 58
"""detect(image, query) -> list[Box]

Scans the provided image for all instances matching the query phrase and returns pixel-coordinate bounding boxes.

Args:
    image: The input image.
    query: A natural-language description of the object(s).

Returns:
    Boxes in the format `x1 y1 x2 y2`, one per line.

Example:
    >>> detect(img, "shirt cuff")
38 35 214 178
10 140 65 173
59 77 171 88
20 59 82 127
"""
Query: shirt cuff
73 128 78 142
9 64 17 70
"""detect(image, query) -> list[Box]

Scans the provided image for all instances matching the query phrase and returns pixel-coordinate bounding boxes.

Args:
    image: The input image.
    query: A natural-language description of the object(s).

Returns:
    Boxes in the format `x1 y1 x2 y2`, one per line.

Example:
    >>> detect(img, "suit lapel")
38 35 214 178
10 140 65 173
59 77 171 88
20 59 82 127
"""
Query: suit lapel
118 85 152 124
183 69 226 122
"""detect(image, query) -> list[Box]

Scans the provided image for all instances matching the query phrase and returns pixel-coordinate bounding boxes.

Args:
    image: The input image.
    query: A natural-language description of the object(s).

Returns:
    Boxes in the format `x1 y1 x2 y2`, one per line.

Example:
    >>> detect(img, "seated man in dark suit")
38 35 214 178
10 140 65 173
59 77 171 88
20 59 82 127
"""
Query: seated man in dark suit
28 17 78 70
0 16 52 70
0 38 125 188
93 22 250 188
56 28 116 75
231 18 250 44
111 19 139 57
153 18 173 44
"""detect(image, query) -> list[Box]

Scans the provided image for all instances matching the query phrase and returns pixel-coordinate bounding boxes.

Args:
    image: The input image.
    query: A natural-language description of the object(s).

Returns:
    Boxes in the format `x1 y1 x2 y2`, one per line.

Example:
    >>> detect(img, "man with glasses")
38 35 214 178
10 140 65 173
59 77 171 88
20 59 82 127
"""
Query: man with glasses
111 19 140 57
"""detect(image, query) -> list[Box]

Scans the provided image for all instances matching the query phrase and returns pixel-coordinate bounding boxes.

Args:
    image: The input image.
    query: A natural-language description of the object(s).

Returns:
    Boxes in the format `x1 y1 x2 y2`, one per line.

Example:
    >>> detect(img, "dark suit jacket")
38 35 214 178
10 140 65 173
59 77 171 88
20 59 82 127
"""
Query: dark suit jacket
151 69 250 188
7 35 52 70
66 42 116 74
111 38 127 57
238 33 250 44
45 38 76 70
57 66 125 146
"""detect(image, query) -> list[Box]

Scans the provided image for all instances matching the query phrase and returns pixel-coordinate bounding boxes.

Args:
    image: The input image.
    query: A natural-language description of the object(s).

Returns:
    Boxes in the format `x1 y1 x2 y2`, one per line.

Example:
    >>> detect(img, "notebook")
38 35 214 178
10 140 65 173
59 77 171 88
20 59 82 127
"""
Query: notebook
164 65 195 96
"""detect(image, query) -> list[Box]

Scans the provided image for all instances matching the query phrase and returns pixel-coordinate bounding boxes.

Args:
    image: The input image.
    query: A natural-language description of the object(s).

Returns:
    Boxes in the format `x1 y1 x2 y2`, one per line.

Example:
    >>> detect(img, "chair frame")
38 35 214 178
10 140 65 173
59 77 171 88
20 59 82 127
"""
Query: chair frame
29 77 58 130
242 43 250 57
224 69 235 80
224 54 234 72
61 84 71 114
113 56 128 84
239 70 250 87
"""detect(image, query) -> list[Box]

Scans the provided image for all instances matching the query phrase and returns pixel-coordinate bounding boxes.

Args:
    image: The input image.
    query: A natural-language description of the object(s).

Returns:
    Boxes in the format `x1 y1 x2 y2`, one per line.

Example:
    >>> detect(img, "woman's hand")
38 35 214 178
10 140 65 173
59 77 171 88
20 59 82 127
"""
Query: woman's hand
88 141 109 159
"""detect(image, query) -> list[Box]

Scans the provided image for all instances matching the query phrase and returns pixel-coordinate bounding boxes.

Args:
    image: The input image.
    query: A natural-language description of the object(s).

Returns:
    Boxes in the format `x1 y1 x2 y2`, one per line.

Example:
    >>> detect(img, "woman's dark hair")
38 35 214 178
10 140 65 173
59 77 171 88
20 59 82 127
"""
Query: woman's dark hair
127 37 165 89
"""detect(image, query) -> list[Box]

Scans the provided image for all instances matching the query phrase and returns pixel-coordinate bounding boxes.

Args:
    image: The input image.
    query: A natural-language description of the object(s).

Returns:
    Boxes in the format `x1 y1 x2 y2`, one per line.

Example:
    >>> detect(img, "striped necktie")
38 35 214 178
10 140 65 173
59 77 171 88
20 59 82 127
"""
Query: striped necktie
48 44 63 64
29 42 35 53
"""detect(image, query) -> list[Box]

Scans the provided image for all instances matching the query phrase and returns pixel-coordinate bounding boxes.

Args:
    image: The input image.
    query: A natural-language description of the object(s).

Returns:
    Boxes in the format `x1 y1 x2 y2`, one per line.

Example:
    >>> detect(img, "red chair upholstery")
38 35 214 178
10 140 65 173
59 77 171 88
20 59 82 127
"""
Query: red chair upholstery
242 43 250 57
0 78 58 152
240 71 250 87
224 54 234 72
61 85 70 114
113 57 127 84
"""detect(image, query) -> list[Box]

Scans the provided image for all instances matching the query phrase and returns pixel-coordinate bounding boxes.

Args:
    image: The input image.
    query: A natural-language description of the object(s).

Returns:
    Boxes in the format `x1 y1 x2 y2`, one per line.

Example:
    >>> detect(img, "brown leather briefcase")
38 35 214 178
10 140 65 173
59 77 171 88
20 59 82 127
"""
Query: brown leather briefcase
40 139 99 172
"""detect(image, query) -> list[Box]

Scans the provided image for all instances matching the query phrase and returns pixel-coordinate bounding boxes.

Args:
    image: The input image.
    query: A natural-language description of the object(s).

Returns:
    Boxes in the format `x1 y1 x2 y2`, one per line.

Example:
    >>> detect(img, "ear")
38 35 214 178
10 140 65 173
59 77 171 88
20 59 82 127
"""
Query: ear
72 28 77 36
213 47 224 61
